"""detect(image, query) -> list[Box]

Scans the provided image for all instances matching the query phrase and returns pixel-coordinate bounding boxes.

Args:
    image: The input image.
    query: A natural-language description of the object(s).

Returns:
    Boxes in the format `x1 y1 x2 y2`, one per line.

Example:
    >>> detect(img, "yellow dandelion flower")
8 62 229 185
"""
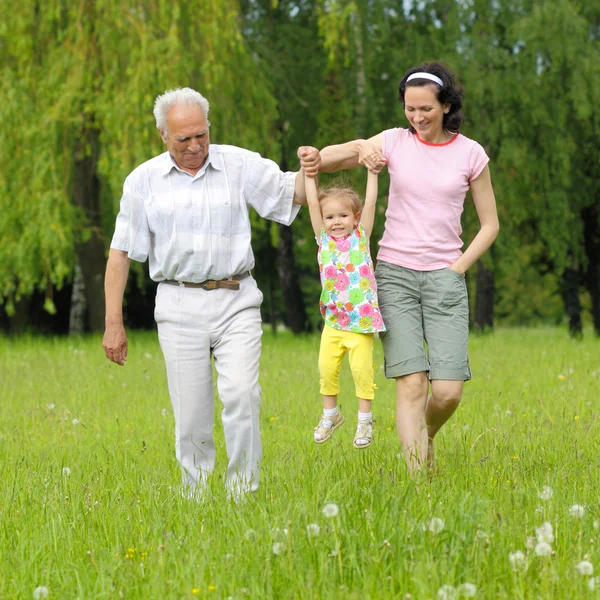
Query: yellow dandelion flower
208 585 217 592
192 589 200 595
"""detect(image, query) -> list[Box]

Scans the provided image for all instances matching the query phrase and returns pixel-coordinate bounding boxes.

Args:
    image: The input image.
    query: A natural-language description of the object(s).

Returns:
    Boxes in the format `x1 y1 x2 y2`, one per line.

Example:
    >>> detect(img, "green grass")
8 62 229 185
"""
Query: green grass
0 328 599 599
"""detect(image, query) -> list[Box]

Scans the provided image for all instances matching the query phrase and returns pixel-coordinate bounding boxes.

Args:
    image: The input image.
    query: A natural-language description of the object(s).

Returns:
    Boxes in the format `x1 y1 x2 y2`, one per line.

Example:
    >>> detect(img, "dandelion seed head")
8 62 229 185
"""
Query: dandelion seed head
272 542 285 556
569 504 585 518
428 517 445 534
538 486 553 501
62 467 71 477
576 560 594 576
509 550 526 570
244 529 256 541
535 522 554 543
161 408 168 417
306 523 320 537
72 418 79 425
437 584 457 600
535 541 552 556
33 588 49 600
457 583 477 597
46 404 55 410
322 503 339 518
526 536 536 549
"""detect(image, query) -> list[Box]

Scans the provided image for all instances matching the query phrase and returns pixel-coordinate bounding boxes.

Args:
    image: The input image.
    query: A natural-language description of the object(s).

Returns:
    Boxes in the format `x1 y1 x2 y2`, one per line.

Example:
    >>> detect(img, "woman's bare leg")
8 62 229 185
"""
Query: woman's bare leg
396 372 429 472
426 380 464 466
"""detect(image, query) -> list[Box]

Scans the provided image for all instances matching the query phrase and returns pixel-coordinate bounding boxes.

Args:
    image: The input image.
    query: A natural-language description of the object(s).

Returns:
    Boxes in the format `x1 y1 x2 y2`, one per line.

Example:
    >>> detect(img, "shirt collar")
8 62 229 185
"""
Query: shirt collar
159 148 223 177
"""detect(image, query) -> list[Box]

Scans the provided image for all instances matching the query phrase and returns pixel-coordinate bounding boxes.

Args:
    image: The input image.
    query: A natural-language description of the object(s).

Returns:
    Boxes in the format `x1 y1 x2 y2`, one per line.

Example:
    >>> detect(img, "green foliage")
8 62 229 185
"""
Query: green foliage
0 0 279 305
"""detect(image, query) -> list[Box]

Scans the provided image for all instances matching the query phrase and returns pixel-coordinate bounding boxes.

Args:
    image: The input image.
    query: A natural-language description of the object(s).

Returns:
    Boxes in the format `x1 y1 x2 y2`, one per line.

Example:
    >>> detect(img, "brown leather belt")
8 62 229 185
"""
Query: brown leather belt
163 272 249 291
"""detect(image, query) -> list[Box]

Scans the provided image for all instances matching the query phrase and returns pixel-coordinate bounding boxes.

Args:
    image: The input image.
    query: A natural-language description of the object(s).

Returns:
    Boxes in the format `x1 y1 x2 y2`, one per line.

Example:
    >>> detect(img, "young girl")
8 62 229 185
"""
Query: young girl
304 169 385 449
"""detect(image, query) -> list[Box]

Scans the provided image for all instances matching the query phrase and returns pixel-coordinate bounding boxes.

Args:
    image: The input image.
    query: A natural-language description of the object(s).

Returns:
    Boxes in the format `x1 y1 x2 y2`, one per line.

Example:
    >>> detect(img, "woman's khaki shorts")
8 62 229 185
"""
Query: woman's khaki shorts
375 261 471 381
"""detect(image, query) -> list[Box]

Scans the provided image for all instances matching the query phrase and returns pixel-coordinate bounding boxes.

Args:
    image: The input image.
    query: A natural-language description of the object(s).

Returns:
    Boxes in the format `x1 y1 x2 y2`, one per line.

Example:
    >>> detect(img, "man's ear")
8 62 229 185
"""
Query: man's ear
159 129 168 144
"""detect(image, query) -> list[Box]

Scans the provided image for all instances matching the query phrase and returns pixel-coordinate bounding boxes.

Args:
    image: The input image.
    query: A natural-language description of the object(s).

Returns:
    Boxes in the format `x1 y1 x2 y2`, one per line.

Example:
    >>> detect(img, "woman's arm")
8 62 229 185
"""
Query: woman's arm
450 165 500 274
360 170 379 239
304 133 385 174
304 171 324 238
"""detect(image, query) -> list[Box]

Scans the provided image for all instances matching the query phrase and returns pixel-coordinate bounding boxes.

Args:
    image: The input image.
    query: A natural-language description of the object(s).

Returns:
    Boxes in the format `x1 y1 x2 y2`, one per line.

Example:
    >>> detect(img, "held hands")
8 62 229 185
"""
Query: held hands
102 324 128 366
358 141 386 174
297 146 321 178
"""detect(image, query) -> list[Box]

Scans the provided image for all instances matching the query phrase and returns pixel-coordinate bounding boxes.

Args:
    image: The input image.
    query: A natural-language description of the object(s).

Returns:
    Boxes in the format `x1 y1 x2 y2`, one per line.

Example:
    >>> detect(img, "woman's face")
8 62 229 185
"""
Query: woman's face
404 85 450 142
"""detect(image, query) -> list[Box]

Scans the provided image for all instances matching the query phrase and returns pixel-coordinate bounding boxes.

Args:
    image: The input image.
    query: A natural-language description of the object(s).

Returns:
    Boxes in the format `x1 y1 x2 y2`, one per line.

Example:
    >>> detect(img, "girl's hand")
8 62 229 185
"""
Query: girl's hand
358 141 386 173
298 146 321 178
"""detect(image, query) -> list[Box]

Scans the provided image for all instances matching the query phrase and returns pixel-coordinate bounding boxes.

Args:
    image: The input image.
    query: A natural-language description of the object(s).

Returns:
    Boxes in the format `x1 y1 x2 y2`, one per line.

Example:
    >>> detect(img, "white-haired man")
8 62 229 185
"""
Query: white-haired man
102 87 319 499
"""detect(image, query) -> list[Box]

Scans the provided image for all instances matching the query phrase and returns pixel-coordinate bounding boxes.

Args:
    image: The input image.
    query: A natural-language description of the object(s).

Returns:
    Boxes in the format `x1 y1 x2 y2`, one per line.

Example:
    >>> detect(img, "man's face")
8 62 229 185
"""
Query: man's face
160 104 210 174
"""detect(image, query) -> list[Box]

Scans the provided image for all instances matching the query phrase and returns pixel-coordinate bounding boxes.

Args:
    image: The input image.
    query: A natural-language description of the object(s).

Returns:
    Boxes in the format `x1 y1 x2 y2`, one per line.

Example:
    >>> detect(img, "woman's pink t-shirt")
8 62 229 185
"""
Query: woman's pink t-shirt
378 128 489 271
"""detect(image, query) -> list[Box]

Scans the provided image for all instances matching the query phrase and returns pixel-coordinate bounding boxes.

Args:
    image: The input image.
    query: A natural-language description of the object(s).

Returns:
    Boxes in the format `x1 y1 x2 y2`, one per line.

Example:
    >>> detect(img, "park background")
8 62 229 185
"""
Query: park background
2 2 600 599
0 0 598 337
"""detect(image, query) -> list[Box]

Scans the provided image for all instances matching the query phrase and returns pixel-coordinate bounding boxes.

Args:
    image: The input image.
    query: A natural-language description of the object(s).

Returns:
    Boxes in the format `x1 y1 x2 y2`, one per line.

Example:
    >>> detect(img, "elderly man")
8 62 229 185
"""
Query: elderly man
103 87 318 498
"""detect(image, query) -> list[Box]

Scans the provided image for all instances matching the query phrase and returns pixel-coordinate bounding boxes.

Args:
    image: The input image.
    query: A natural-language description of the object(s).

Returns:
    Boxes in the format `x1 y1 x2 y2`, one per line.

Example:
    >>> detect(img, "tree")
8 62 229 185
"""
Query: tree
0 0 279 332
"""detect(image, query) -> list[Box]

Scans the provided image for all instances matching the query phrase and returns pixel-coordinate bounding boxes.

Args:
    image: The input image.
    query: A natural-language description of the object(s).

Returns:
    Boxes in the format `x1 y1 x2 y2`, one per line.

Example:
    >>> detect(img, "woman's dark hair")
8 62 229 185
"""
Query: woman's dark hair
398 62 464 133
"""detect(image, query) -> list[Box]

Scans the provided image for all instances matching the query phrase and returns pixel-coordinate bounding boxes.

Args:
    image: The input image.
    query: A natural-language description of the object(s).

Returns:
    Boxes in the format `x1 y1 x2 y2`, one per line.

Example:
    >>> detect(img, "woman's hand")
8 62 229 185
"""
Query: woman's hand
297 146 321 178
357 140 386 173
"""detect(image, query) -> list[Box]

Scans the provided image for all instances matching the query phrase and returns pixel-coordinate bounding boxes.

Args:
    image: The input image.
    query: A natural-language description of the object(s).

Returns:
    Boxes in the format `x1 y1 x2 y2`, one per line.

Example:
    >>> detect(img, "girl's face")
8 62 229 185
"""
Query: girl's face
404 84 450 142
321 195 359 238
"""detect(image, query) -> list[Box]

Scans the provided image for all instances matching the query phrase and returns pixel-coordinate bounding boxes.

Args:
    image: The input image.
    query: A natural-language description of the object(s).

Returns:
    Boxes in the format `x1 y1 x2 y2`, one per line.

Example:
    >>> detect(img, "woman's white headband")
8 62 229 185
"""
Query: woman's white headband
406 72 443 86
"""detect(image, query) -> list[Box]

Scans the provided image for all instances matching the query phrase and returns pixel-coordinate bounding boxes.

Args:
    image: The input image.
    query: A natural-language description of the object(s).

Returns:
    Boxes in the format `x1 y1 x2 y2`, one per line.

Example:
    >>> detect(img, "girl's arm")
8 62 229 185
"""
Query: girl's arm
360 170 379 239
317 133 385 173
450 165 500 274
304 171 323 238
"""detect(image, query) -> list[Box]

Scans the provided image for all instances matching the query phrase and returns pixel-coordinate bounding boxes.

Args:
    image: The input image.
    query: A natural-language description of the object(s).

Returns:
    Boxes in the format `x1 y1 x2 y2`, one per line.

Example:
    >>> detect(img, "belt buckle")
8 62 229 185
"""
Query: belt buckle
201 280 218 291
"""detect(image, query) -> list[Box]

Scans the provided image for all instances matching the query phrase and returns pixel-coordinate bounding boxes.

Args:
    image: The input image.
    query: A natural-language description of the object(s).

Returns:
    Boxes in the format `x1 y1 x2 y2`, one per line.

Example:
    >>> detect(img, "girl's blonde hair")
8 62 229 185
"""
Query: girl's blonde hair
318 185 362 216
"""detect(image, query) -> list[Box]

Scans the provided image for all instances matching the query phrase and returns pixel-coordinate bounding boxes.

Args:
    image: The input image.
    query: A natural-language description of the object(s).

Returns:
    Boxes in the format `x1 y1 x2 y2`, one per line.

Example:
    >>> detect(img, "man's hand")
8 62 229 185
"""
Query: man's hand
102 324 128 366
297 146 321 178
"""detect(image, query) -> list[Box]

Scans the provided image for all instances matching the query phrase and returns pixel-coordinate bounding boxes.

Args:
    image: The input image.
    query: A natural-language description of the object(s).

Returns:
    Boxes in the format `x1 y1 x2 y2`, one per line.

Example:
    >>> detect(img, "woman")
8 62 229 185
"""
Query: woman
300 62 499 471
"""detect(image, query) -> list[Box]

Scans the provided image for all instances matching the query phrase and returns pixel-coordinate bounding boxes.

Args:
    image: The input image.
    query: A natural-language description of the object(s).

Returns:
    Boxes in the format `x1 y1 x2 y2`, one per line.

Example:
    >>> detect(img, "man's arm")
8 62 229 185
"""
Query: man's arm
102 249 131 365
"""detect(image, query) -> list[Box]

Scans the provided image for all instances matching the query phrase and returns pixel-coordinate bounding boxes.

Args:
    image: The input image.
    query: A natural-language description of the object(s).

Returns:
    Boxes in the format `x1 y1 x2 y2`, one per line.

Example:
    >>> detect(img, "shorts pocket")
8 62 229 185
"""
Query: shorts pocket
437 268 467 309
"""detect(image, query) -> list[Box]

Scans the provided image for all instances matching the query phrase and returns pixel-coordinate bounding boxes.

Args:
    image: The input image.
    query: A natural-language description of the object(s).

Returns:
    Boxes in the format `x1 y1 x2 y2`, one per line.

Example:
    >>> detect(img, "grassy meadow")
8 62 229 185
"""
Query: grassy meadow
0 328 599 599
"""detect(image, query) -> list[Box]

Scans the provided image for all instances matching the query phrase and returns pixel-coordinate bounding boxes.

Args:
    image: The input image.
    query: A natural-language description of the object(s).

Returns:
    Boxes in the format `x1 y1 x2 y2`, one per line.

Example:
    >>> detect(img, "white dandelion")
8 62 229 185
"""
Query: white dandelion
535 522 554 543
437 584 457 600
161 408 168 417
576 561 594 576
306 524 320 537
594 520 600 530
526 536 536 549
62 467 71 477
72 418 79 426
144 353 153 359
569 505 585 518
322 503 339 518
272 542 285 556
33 587 49 600
538 486 553 501
475 530 489 541
509 550 526 571
535 541 553 557
457 582 477 597
244 529 256 541
46 403 55 410
428 517 445 534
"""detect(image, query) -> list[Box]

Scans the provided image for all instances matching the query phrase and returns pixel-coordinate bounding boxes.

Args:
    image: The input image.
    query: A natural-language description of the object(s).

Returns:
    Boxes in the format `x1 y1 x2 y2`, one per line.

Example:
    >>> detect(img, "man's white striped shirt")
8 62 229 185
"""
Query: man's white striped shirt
110 144 299 282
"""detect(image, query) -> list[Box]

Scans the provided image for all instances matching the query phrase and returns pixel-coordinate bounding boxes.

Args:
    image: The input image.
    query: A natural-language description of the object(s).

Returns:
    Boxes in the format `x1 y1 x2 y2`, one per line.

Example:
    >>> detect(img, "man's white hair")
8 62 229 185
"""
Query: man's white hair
153 87 210 134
